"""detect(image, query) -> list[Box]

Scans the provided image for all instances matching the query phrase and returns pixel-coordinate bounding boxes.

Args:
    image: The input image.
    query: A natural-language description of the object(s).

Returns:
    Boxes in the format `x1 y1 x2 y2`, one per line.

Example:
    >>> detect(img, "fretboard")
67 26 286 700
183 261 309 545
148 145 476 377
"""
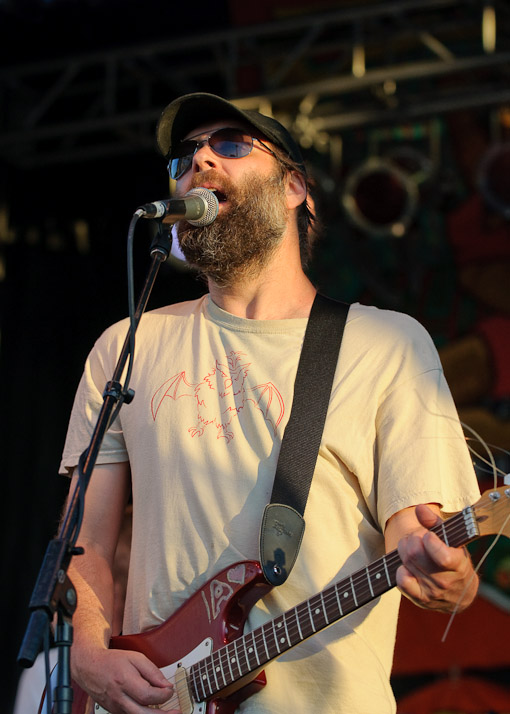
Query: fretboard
189 505 476 702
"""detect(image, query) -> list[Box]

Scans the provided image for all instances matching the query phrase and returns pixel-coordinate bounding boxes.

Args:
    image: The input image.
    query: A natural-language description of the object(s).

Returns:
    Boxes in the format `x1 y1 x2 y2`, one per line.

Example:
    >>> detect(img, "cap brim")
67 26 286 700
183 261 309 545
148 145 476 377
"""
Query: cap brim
157 93 259 157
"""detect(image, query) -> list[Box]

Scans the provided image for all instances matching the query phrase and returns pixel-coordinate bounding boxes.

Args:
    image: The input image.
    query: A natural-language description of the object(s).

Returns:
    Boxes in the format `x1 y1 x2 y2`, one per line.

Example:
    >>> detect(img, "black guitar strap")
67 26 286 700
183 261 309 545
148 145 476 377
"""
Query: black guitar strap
260 293 350 585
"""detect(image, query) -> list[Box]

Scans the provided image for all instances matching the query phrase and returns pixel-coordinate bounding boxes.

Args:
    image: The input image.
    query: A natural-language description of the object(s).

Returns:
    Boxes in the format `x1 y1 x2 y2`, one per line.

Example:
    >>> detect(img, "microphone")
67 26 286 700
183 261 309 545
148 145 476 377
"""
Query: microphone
137 187 219 226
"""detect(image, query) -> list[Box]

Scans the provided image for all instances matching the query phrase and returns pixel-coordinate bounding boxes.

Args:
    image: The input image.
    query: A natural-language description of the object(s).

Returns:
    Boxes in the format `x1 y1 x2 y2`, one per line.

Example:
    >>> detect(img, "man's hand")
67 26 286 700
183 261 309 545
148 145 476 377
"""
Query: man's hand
73 647 179 714
386 503 479 613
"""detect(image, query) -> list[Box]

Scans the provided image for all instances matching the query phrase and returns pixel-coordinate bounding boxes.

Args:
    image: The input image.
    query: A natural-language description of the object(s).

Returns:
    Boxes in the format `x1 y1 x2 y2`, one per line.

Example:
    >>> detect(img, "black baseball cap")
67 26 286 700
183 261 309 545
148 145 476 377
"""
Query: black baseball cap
156 92 306 174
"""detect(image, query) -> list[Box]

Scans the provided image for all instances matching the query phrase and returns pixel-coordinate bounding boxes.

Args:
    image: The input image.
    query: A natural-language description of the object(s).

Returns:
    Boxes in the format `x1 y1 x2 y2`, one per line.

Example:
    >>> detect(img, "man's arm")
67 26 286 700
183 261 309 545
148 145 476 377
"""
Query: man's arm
385 503 479 613
67 463 176 714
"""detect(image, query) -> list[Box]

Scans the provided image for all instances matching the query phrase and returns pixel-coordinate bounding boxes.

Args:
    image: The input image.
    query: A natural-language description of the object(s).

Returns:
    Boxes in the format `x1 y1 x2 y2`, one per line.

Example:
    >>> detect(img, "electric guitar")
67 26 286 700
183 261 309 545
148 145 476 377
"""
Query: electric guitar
41 486 510 714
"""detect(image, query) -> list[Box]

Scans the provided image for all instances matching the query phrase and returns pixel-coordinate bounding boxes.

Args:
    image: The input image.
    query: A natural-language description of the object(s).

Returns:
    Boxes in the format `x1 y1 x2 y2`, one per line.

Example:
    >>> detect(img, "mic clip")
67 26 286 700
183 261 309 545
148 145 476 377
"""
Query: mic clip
103 380 135 404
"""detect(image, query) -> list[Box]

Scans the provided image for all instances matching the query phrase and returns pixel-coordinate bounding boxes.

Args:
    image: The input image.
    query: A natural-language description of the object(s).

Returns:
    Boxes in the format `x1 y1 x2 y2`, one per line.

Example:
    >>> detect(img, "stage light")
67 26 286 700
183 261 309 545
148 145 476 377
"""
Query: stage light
478 142 510 219
352 43 366 79
482 4 496 54
342 157 418 238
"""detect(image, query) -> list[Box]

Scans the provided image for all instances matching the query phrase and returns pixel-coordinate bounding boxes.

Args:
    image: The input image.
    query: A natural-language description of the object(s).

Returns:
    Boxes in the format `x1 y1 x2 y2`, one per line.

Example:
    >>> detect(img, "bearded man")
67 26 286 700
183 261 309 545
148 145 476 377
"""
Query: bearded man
59 93 480 714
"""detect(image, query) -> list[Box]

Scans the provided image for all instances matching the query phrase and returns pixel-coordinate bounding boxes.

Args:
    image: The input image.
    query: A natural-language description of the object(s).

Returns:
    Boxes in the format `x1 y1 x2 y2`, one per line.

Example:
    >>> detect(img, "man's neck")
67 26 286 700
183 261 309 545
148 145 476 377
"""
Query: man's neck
208 259 316 320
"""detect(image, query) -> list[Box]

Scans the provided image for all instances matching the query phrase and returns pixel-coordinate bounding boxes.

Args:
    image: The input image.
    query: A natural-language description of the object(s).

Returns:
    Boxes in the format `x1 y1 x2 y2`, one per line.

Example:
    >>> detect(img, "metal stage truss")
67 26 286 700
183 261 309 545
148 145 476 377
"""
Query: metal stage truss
1 0 510 169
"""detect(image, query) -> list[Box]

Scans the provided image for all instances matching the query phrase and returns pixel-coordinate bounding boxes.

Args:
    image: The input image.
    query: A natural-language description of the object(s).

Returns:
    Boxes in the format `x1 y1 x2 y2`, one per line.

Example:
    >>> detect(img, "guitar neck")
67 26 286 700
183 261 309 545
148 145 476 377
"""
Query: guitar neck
189 505 479 703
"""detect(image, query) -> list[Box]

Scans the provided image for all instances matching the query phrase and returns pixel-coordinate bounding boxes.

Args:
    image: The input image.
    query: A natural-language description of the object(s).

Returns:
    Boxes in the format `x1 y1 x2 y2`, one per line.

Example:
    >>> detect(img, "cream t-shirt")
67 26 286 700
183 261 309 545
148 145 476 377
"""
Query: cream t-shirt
60 296 480 714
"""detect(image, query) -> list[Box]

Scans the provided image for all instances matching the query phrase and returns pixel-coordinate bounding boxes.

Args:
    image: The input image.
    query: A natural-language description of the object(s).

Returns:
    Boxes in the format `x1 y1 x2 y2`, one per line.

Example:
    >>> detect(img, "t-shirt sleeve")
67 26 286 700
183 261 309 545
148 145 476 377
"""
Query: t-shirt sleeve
376 368 480 528
59 326 129 475
366 312 480 528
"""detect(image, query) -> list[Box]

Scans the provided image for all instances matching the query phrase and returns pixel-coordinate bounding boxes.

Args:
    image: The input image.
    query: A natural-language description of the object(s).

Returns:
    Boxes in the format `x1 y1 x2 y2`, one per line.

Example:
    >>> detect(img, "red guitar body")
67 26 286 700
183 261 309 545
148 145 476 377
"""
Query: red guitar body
69 560 272 713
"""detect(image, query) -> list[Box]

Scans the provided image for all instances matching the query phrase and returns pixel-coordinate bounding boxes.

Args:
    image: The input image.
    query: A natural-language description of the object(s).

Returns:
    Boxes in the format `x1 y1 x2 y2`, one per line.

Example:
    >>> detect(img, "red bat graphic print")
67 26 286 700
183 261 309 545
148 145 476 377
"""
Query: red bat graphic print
151 351 285 442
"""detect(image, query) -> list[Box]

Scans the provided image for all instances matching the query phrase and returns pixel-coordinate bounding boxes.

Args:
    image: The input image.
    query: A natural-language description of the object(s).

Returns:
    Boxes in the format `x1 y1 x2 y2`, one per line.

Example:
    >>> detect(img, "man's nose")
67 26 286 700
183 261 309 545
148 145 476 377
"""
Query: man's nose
192 140 218 173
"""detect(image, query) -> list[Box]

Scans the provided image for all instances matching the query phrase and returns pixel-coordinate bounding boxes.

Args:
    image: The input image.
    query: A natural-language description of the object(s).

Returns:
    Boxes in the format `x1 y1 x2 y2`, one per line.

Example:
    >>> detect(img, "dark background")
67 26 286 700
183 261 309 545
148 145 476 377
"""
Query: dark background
2 1 510 712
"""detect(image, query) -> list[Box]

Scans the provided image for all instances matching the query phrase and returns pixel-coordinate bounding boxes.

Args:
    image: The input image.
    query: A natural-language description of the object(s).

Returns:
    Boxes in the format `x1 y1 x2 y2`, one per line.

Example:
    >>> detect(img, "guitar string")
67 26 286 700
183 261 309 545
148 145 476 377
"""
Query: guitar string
441 510 510 643
155 675 187 712
466 435 509 483
446 425 510 643
463 422 499 489
194 513 474 695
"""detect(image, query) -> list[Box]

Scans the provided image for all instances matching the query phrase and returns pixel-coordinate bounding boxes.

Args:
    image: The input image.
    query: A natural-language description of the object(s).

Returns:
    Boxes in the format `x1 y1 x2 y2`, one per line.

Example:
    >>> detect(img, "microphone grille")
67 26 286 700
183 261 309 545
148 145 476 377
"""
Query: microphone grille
186 187 219 226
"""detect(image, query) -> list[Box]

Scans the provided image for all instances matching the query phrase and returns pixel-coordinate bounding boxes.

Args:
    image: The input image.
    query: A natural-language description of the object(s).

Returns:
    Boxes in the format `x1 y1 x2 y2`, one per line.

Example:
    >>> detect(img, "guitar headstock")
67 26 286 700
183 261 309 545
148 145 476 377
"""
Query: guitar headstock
473 486 510 539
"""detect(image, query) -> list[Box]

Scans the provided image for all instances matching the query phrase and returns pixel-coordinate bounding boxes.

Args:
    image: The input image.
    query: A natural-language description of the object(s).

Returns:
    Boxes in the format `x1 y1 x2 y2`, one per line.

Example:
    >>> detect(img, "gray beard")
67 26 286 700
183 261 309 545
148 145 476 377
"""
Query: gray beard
176 168 288 287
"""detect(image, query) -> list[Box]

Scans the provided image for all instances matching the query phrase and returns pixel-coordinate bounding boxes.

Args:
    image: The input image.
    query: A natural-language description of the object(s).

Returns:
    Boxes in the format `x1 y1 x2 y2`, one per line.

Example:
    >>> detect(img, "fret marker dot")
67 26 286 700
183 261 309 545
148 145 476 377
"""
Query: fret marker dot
315 608 320 615
280 637 285 643
248 647 253 653
376 573 381 579
216 667 220 672
231 657 235 664
343 592 348 598
202 675 207 680
278 622 282 628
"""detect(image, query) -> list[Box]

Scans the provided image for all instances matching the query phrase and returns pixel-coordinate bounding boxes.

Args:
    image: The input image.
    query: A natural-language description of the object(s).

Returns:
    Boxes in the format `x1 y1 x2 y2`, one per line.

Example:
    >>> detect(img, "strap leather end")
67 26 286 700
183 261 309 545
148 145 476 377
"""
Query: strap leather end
259 503 305 586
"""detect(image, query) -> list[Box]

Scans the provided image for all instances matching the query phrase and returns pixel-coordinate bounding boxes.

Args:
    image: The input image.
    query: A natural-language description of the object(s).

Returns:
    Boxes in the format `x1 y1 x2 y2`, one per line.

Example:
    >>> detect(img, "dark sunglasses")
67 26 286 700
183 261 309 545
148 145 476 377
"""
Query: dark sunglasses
167 127 276 180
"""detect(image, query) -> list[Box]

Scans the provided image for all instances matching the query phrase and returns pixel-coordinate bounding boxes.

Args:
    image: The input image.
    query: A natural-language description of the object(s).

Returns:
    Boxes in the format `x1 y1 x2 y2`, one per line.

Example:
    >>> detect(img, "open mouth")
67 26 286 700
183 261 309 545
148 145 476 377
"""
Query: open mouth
210 188 228 204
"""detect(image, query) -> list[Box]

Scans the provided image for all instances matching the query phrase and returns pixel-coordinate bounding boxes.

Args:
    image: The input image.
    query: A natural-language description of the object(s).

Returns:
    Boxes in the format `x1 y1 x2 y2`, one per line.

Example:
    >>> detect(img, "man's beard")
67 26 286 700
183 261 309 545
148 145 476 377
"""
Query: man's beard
176 167 288 287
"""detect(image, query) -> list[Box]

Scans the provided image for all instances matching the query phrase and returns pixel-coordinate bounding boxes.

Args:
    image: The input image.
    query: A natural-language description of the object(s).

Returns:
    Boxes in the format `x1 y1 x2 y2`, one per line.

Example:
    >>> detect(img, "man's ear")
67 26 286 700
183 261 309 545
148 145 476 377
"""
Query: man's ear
285 170 307 210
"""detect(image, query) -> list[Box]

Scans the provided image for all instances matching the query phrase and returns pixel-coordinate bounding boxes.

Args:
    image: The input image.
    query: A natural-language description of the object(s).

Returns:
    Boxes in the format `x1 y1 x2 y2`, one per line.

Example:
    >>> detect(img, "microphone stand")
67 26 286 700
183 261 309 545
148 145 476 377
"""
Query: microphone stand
17 219 172 713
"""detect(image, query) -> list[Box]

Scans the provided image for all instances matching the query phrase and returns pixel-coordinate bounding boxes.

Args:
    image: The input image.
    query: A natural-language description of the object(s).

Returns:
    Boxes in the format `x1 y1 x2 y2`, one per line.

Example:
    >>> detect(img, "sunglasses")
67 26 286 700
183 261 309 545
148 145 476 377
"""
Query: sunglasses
167 127 276 180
